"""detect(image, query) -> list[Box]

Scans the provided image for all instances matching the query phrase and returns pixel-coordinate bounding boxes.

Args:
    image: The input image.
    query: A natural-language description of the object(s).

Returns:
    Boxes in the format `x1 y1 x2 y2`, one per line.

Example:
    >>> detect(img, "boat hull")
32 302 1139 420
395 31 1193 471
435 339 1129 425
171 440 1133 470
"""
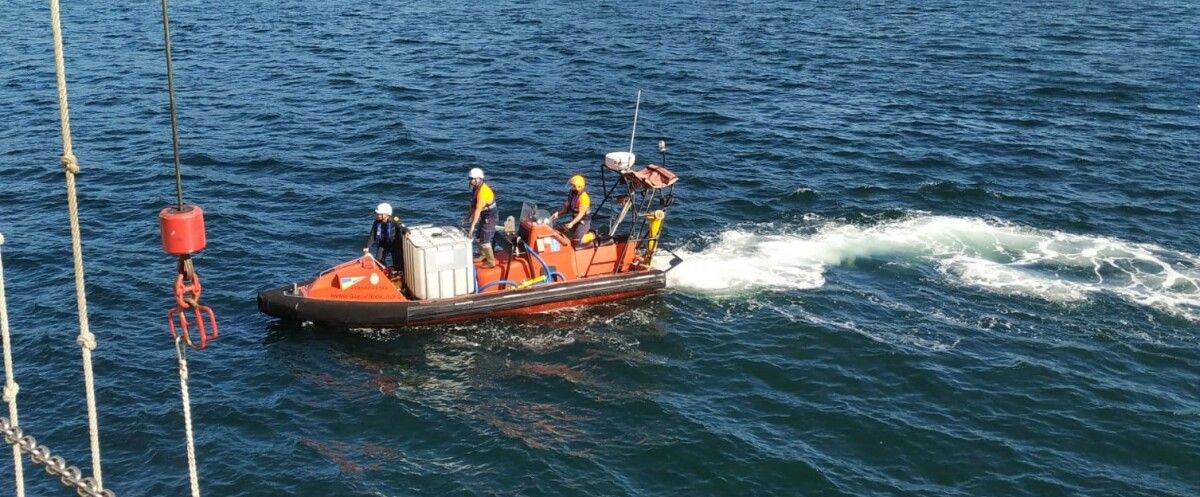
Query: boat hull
257 269 666 328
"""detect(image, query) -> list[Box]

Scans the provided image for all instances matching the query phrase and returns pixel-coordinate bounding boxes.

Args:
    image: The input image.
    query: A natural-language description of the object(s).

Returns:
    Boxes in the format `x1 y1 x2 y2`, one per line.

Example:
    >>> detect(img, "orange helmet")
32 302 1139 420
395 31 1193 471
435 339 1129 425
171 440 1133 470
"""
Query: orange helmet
569 175 585 189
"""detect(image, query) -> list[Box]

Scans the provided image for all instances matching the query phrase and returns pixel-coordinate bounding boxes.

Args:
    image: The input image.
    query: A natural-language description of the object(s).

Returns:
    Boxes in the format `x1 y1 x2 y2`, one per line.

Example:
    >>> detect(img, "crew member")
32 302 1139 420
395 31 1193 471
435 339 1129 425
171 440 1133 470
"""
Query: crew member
467 167 498 268
551 174 592 246
364 202 404 272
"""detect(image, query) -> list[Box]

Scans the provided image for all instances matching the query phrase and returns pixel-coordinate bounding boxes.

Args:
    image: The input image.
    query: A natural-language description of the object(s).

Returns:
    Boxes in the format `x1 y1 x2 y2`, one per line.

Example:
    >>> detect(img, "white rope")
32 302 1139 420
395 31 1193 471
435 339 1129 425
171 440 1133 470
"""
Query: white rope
0 234 26 497
49 0 105 486
175 338 201 497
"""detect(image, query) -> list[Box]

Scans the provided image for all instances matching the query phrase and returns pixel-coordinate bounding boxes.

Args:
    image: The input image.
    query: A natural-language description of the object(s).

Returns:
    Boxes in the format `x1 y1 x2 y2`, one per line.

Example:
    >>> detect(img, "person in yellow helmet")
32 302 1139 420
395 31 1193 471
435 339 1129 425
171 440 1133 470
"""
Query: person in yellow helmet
466 167 498 268
551 174 592 246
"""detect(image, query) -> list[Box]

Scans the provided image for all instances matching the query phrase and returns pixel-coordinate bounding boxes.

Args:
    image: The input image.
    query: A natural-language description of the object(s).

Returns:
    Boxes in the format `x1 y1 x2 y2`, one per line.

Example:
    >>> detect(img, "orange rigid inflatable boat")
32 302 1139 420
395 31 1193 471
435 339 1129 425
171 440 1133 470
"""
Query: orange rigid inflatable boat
258 150 682 328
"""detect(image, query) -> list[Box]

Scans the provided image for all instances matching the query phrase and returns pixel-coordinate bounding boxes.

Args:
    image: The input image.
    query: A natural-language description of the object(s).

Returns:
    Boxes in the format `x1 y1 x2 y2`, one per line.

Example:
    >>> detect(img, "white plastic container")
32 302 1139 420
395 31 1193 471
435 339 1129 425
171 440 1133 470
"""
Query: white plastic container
403 225 475 300
605 151 636 171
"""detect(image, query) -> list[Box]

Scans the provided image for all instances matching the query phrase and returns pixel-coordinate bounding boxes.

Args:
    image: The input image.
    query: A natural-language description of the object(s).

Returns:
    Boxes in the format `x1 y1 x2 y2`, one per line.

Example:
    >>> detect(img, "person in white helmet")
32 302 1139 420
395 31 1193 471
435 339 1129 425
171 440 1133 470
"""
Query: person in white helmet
364 202 404 272
466 167 498 268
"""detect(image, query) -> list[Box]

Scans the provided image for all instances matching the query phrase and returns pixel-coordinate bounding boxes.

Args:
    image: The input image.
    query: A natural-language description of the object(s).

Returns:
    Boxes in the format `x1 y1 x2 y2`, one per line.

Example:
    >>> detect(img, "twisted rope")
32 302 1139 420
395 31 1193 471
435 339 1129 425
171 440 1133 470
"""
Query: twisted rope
175 338 201 497
50 0 105 486
0 234 26 496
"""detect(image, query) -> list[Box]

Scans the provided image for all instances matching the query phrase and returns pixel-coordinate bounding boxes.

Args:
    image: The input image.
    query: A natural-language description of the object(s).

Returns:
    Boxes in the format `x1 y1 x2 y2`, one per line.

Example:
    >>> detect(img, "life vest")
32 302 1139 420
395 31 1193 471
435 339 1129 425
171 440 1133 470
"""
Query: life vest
567 189 590 218
473 182 496 212
373 218 397 245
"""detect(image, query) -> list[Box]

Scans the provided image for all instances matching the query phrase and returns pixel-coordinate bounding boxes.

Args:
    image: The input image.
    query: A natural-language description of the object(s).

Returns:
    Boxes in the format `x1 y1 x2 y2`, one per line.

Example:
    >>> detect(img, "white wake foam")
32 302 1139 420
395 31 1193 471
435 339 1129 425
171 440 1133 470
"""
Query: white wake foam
658 215 1200 319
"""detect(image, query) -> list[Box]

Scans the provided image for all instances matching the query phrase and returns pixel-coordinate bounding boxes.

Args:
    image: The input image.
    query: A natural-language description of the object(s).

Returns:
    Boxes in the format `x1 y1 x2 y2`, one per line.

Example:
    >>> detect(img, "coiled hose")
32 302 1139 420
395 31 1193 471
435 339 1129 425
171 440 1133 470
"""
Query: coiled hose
522 241 565 283
477 279 519 293
474 241 566 293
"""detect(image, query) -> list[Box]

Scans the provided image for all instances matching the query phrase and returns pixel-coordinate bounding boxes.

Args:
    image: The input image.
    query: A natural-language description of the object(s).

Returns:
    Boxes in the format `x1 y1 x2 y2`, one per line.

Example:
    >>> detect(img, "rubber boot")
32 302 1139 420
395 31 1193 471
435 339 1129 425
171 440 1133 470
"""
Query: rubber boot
481 246 496 269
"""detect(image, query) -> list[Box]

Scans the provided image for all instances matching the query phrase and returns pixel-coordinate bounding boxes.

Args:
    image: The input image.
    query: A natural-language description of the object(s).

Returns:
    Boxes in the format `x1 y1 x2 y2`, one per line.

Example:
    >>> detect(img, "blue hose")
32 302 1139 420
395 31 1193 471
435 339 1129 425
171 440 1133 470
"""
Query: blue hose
522 241 559 285
474 243 565 293
477 279 520 293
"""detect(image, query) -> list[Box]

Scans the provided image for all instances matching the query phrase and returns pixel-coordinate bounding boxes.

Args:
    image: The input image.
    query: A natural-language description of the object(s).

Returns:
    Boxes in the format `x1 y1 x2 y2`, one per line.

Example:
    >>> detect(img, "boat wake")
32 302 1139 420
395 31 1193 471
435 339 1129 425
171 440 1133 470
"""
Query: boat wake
660 215 1200 320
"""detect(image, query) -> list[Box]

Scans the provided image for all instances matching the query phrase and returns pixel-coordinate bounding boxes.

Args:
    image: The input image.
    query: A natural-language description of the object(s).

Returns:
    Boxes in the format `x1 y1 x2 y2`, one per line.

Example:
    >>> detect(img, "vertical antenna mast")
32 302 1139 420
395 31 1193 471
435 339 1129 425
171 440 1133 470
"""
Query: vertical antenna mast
628 89 641 154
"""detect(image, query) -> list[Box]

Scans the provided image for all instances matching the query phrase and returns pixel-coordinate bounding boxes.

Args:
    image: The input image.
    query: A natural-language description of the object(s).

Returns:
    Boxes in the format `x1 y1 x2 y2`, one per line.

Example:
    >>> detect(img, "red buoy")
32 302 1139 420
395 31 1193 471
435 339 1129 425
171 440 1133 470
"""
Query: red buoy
159 204 207 256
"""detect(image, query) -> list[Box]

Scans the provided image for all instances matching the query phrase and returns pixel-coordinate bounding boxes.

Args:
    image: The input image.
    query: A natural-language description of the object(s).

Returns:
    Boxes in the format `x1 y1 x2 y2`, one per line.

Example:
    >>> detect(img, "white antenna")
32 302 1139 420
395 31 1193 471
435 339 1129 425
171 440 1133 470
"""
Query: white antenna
628 89 641 154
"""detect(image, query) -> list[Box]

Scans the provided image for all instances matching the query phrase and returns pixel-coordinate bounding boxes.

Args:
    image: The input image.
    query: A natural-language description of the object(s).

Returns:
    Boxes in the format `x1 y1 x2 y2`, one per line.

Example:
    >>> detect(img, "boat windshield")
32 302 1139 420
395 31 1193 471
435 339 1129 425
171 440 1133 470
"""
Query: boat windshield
520 201 551 225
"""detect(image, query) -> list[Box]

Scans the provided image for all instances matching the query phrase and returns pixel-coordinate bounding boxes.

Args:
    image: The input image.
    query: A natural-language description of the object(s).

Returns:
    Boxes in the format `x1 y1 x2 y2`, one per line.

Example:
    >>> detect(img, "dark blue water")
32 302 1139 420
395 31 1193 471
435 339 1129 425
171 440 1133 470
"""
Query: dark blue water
2 1 1199 495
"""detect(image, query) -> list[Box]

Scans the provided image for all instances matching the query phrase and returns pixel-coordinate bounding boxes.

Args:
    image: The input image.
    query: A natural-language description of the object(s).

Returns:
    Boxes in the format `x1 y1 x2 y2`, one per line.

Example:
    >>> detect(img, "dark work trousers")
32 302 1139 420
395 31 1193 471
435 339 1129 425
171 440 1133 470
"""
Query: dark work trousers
569 216 592 246
376 241 403 272
476 208 498 249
